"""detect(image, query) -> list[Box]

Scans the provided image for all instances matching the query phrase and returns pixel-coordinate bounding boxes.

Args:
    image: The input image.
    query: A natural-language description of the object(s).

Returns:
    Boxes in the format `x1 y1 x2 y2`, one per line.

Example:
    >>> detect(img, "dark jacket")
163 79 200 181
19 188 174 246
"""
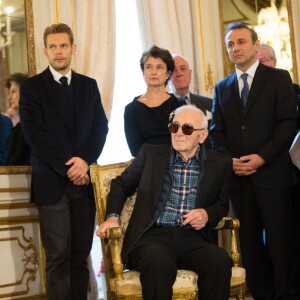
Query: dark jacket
19 67 108 204
106 144 232 264
210 63 298 191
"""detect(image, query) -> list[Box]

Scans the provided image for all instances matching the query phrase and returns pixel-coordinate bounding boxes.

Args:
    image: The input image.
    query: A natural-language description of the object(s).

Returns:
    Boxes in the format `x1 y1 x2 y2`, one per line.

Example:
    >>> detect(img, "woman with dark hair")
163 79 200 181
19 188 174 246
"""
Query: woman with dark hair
124 45 184 157
5 73 31 165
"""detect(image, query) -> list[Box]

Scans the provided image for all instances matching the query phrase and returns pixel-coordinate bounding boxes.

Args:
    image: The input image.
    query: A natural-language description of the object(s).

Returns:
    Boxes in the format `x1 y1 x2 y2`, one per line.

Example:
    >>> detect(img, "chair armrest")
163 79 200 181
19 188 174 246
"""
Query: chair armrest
214 217 241 267
105 216 242 280
107 227 124 280
214 217 240 230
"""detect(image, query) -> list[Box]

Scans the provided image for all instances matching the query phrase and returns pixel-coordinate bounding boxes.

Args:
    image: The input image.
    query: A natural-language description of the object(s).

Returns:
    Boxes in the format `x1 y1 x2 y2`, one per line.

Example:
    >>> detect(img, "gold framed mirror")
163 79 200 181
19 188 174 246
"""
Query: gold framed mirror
0 0 34 171
25 0 36 77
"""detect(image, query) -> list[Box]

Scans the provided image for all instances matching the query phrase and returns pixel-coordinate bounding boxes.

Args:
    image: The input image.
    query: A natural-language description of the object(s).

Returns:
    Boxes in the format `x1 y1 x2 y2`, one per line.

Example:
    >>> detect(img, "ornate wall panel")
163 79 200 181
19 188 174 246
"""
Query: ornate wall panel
0 167 46 300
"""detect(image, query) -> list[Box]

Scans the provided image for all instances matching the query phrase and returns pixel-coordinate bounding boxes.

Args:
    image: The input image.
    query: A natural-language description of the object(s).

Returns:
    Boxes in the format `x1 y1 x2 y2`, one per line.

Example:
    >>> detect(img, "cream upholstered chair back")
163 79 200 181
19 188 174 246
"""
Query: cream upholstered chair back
90 160 246 300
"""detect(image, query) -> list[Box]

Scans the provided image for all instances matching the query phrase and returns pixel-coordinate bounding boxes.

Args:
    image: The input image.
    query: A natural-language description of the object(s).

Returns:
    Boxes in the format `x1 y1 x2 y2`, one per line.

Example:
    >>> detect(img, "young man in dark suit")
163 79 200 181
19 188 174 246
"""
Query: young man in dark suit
19 23 108 300
210 21 299 299
98 105 232 300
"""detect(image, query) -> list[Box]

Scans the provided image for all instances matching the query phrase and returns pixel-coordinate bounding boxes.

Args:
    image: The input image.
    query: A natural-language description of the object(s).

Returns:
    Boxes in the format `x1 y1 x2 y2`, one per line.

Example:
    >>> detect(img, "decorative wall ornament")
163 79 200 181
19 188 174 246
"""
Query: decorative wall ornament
0 226 39 298
25 0 36 76
205 64 214 95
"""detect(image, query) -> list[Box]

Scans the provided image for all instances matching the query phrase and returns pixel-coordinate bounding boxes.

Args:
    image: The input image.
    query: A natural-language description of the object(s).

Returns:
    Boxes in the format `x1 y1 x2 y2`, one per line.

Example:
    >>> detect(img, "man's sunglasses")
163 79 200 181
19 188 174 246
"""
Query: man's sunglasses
168 122 205 135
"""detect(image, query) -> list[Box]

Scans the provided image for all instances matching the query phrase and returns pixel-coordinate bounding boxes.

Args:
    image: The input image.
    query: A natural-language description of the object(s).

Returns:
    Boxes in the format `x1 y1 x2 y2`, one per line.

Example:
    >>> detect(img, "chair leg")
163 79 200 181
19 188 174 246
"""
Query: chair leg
235 288 245 300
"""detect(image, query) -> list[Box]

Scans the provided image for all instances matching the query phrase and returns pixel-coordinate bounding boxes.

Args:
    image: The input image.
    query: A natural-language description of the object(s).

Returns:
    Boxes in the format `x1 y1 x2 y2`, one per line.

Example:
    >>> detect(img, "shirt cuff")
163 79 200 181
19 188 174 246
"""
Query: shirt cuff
106 213 119 220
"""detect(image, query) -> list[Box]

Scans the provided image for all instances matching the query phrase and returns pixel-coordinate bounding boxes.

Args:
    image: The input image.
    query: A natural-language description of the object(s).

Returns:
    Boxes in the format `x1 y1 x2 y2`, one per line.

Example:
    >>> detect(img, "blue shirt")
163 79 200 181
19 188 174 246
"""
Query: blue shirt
0 113 13 165
157 147 201 227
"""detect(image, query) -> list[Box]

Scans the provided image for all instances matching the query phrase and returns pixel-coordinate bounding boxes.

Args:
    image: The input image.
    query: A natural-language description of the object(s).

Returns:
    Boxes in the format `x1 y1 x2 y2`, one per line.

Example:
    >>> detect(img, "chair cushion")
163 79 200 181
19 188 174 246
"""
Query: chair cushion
110 266 245 296
110 269 198 297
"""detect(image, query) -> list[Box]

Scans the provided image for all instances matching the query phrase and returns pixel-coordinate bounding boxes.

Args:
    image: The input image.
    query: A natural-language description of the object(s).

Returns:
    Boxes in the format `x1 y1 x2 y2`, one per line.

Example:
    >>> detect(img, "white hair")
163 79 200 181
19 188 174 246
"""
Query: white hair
172 54 190 69
259 43 276 60
174 104 208 129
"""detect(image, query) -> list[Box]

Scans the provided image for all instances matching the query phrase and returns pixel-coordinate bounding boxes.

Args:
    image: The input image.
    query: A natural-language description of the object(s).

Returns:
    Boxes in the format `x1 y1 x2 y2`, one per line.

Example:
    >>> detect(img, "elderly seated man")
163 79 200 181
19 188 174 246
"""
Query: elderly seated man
98 105 232 300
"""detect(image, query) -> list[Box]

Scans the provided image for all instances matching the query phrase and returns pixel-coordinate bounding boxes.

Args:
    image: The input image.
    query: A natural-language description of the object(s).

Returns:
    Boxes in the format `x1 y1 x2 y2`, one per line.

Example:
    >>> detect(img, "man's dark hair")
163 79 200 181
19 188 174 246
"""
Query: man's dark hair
225 22 258 43
43 23 74 47
140 45 175 86
5 73 28 89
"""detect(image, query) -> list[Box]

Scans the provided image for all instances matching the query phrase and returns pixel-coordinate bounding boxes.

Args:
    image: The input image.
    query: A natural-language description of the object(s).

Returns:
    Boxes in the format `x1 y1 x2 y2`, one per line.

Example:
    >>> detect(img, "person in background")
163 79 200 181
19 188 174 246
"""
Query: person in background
210 21 299 299
170 54 212 117
19 23 108 300
99 105 232 300
257 43 300 129
124 45 183 157
0 110 12 165
5 107 19 126
170 54 212 149
5 73 31 165
257 43 277 68
259 43 300 296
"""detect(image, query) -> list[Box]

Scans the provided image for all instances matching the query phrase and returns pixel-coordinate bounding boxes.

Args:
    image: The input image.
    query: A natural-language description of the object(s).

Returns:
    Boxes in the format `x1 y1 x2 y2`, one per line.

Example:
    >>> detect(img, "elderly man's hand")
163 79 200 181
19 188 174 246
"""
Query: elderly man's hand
97 217 119 238
182 208 208 230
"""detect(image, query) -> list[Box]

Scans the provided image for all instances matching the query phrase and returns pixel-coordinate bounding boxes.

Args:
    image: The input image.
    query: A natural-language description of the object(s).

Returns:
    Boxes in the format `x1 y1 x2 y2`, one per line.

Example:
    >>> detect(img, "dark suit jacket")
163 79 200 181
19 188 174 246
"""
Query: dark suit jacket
19 67 108 205
105 144 232 263
190 93 212 149
210 63 298 191
190 93 212 115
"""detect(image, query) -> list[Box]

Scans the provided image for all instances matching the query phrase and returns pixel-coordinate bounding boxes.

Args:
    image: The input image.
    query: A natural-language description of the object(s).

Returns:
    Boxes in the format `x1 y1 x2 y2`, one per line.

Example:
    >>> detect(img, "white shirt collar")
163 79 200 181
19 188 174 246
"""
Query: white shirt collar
175 92 190 101
49 65 72 85
236 60 259 80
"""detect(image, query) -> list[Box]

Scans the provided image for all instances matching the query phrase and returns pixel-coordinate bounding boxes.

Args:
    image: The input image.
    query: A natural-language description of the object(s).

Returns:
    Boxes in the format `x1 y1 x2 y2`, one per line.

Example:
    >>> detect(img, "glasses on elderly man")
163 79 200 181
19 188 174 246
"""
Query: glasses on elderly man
168 122 205 135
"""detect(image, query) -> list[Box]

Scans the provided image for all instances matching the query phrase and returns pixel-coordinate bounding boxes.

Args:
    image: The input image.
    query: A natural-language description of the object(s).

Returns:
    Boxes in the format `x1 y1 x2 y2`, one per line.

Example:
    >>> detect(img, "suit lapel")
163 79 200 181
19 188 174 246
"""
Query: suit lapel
152 147 171 205
243 64 267 117
190 93 205 113
72 71 88 120
227 73 244 116
42 68 73 133
71 71 89 146
196 154 214 207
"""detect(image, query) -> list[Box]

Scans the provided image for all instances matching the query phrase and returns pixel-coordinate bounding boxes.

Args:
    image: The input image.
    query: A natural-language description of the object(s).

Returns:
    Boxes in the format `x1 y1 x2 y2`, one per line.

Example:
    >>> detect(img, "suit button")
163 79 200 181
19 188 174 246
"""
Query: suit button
241 125 246 130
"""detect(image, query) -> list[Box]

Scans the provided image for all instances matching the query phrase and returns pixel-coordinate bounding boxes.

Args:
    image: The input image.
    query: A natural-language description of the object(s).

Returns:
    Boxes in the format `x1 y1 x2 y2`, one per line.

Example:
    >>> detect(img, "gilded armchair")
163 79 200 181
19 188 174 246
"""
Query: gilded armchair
90 160 246 300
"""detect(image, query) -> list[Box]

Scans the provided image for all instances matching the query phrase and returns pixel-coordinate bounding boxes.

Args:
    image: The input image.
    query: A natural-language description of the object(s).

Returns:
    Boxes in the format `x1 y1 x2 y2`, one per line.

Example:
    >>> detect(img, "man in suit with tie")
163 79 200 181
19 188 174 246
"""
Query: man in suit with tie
19 23 108 300
210 21 299 299
170 54 212 116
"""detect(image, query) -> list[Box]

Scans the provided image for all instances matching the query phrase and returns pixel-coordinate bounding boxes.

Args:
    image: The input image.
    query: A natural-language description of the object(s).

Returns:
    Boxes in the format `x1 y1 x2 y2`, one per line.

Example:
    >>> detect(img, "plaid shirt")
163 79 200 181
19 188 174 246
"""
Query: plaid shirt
156 147 201 227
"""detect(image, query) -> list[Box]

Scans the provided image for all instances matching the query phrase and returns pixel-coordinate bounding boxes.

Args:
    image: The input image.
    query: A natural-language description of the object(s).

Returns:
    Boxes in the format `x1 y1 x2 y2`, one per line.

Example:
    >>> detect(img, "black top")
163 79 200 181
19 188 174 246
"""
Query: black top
7 122 31 165
124 93 183 157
